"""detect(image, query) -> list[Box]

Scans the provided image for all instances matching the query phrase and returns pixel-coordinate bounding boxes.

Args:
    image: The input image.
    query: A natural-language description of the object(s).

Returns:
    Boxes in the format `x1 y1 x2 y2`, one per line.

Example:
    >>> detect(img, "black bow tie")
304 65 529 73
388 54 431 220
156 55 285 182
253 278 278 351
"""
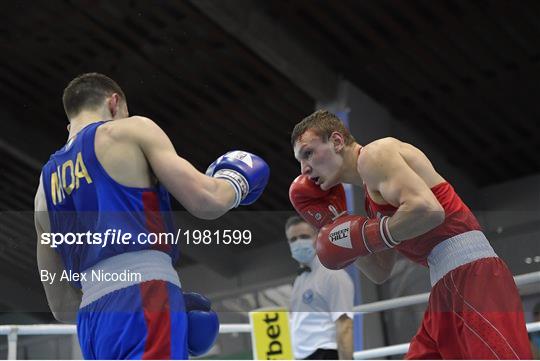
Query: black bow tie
297 266 311 276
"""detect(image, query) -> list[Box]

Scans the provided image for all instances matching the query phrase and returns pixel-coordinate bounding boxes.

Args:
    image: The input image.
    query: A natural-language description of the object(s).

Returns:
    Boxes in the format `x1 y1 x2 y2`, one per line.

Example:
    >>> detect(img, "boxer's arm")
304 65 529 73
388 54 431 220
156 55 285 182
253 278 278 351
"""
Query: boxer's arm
354 249 397 284
34 175 82 323
358 139 445 242
125 117 236 219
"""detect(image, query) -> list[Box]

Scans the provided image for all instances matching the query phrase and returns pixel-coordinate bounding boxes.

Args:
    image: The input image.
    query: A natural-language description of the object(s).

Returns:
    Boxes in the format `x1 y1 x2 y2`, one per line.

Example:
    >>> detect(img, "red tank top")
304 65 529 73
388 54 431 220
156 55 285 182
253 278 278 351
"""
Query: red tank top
364 182 482 266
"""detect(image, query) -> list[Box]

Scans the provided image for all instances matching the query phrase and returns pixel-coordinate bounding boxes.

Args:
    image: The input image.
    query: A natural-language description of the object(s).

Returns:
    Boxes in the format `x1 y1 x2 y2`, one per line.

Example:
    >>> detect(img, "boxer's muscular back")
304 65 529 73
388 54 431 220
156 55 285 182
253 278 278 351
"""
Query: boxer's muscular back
361 138 445 204
94 117 155 188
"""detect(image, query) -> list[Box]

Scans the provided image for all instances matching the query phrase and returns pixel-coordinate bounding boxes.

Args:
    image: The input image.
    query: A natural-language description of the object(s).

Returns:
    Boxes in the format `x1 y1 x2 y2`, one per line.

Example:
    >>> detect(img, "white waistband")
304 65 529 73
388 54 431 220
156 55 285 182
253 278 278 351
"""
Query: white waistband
80 250 181 308
427 230 497 287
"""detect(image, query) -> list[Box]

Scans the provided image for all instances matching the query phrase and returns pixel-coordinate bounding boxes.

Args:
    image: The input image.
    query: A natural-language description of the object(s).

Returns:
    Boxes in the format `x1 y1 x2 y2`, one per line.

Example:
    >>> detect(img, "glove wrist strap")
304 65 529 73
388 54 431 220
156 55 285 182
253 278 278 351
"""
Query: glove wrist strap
214 169 249 208
362 216 400 252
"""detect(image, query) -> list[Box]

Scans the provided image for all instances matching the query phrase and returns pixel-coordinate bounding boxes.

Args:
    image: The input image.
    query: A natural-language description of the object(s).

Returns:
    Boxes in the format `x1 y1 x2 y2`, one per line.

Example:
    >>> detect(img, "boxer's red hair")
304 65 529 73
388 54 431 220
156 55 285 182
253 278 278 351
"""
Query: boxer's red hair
291 110 355 146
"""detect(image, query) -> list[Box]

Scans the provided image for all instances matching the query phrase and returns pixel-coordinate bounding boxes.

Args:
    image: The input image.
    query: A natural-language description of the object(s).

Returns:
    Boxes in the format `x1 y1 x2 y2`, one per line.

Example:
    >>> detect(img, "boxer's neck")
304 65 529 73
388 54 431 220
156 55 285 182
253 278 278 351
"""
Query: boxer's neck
340 142 363 185
67 109 112 140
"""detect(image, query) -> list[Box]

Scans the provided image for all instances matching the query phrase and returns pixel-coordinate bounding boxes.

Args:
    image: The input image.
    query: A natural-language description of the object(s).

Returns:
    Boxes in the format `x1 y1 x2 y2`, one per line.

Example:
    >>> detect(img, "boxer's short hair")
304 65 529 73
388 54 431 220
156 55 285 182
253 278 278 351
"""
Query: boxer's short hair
63 73 126 119
291 110 355 146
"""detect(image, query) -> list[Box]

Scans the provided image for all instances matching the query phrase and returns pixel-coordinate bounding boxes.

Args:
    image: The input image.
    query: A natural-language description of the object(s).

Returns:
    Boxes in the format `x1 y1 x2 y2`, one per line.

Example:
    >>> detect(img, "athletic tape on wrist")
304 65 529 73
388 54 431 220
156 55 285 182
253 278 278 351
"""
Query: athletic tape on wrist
214 169 249 208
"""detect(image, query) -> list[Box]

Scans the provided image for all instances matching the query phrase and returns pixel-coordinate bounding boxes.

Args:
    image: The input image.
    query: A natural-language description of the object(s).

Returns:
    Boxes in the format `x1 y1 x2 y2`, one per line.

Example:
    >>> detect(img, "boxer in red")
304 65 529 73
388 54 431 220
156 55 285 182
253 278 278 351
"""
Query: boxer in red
289 110 532 359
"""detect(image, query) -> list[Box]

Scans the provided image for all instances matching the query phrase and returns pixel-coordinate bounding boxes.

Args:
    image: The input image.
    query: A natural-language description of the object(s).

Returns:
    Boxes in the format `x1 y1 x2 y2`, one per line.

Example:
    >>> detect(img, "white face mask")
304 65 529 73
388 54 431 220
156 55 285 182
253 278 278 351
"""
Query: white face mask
289 238 316 264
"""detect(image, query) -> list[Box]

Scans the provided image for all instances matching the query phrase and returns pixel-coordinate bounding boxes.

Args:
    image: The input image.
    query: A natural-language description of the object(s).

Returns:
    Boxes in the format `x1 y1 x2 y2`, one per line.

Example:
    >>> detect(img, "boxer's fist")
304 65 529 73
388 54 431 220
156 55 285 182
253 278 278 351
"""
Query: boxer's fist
289 175 348 229
206 151 270 207
184 292 220 357
317 214 400 269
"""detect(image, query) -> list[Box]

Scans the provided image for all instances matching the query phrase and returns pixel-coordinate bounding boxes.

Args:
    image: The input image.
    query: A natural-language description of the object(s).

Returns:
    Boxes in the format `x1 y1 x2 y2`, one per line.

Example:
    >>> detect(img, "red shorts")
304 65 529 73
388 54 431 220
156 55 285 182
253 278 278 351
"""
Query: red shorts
406 257 532 359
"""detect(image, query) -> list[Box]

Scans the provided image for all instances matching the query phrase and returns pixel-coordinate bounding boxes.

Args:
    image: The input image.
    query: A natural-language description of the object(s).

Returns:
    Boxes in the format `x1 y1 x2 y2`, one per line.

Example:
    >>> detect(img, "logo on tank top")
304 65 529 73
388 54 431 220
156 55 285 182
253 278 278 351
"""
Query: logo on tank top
50 151 93 205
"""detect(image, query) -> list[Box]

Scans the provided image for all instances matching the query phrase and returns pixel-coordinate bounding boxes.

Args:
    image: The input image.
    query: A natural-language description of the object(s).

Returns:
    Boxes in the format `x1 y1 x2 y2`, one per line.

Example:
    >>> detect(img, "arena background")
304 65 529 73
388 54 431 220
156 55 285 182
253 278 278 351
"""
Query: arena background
0 0 539 359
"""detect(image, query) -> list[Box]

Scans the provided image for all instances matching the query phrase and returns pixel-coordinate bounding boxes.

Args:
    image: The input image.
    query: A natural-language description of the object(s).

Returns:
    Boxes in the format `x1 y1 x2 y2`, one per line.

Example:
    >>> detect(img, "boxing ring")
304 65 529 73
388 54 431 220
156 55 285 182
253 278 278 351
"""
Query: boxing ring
1 271 538 360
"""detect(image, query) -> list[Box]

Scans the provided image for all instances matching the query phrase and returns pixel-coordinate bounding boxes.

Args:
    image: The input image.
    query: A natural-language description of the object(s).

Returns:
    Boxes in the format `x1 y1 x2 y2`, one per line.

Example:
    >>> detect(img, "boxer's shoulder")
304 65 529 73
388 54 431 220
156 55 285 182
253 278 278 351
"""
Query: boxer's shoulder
94 117 154 187
358 137 401 173
363 137 401 154
95 116 168 156
98 116 156 141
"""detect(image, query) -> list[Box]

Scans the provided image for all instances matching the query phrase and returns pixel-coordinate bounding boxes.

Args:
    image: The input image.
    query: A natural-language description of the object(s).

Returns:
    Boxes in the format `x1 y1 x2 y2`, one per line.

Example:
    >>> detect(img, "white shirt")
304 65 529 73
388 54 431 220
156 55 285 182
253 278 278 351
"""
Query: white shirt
289 256 354 359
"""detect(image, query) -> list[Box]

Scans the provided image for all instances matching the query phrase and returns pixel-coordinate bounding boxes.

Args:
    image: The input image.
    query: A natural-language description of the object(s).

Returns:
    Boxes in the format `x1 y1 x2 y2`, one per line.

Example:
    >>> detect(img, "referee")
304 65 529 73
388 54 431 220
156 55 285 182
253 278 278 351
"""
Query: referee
285 215 354 359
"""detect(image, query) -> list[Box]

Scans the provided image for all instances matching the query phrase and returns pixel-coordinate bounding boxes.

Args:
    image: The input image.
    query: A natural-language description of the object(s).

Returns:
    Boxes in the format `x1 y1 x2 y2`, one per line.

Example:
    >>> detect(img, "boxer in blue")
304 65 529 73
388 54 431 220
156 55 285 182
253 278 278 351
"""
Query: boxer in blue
34 73 269 359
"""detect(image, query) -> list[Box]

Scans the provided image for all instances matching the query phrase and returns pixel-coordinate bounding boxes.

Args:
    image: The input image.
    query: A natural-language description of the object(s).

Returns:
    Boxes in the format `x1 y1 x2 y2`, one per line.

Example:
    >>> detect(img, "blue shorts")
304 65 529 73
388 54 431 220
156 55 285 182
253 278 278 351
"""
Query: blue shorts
77 280 188 359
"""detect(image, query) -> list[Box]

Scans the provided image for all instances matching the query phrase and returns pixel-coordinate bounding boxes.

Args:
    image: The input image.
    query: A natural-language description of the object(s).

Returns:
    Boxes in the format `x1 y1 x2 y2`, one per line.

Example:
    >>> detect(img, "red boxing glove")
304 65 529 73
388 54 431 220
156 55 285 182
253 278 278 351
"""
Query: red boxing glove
317 214 400 270
289 175 348 229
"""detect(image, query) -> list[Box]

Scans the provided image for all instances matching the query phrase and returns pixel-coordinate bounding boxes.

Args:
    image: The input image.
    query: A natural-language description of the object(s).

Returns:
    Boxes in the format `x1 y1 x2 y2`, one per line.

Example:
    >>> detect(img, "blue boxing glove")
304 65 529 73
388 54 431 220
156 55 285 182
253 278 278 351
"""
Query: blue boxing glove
184 292 220 357
206 150 270 208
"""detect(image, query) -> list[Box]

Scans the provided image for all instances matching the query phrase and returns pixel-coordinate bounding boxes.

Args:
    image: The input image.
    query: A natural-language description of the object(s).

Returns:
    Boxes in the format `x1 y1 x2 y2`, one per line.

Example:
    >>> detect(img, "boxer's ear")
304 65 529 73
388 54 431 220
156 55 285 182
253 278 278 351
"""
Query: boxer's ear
330 131 345 152
107 93 121 119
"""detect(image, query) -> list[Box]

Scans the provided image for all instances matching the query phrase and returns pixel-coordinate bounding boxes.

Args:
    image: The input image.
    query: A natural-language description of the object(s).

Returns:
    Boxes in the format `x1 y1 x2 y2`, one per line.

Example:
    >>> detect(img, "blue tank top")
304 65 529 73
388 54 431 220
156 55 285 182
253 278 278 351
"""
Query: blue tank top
41 121 179 287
